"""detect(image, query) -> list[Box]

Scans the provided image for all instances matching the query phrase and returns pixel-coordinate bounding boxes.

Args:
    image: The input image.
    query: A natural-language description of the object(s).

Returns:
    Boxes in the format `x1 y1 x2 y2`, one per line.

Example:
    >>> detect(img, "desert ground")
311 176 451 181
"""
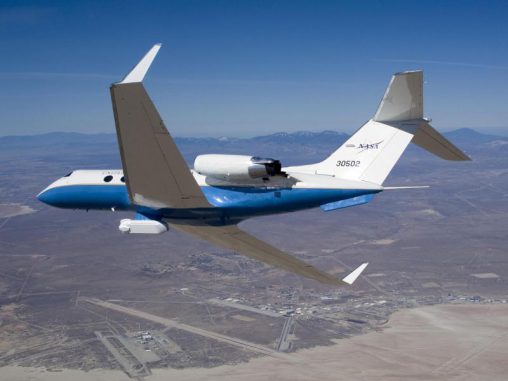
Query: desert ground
2 304 508 381
0 130 507 379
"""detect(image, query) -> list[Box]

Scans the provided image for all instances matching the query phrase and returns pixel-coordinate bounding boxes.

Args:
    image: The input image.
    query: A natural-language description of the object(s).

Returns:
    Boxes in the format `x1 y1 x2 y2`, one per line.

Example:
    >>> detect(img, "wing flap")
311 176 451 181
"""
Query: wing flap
168 223 364 286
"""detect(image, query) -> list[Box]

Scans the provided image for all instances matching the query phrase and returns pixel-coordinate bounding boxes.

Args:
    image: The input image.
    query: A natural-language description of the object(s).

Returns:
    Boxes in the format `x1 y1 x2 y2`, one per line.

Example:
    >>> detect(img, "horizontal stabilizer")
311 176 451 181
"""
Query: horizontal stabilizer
342 263 369 285
412 122 471 161
320 194 375 212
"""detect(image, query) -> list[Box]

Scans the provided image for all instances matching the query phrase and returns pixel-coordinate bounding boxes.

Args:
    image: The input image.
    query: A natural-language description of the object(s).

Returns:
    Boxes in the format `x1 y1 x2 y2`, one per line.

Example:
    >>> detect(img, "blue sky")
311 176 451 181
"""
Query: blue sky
1 0 507 137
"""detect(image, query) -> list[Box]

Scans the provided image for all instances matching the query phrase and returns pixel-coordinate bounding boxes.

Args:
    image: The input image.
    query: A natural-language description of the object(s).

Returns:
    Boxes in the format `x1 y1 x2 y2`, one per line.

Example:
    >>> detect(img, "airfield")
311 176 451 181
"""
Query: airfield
3 304 508 380
0 129 507 379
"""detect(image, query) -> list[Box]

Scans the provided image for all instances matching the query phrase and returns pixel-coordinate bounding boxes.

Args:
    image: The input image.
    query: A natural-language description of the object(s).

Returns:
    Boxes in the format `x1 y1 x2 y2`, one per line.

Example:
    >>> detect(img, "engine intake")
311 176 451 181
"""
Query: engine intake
194 154 285 181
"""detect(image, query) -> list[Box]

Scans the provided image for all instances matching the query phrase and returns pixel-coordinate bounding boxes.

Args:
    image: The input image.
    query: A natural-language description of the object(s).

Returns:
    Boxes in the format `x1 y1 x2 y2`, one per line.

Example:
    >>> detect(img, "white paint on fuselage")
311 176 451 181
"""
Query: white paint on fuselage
38 170 125 195
41 168 383 194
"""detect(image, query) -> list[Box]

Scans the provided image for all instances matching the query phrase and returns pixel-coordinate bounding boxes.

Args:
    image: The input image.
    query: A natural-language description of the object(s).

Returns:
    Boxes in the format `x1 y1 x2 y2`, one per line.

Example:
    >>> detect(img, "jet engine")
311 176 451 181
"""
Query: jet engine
194 154 285 181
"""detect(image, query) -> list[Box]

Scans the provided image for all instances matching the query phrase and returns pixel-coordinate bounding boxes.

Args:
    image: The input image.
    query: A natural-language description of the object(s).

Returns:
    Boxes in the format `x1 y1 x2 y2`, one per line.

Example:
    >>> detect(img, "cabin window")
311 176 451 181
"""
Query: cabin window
63 172 73 177
120 176 125 183
103 175 113 183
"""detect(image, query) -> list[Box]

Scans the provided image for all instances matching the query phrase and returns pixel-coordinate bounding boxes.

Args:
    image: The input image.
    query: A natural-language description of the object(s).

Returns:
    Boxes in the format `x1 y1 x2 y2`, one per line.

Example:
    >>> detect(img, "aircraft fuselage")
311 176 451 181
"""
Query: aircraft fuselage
37 169 381 223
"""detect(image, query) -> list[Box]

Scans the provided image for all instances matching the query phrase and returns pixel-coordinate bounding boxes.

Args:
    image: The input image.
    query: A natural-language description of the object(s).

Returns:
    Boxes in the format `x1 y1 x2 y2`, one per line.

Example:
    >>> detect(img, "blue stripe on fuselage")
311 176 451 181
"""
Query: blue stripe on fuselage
38 184 131 211
37 184 380 220
201 186 377 214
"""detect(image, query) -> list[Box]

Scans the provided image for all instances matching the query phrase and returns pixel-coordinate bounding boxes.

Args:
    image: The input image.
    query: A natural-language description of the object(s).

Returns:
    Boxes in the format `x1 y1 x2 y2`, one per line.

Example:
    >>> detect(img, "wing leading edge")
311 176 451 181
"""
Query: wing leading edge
168 223 368 286
110 44 211 209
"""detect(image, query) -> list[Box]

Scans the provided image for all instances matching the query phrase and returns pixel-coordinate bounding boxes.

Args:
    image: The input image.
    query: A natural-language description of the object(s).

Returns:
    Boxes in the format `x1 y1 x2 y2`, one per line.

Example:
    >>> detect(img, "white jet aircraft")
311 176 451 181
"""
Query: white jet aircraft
37 44 470 286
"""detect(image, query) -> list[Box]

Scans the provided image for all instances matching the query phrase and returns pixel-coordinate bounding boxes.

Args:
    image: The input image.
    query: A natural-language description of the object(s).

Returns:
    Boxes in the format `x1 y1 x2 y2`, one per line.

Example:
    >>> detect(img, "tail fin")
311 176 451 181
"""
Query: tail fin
300 71 469 185
374 70 423 122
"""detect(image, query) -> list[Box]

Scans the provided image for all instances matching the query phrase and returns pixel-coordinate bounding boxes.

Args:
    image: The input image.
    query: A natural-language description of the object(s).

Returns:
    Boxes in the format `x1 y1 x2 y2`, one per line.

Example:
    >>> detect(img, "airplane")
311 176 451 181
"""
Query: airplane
37 44 470 286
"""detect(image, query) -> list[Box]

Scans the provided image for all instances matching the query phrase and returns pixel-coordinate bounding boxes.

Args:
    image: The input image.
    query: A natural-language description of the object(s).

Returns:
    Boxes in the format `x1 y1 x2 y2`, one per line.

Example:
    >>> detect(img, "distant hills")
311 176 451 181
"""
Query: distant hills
0 128 506 167
442 128 507 145
0 128 505 148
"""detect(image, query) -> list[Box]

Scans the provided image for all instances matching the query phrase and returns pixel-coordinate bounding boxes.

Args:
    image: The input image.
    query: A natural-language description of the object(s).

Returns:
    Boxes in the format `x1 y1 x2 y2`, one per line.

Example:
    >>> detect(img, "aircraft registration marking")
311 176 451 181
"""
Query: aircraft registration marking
336 160 361 167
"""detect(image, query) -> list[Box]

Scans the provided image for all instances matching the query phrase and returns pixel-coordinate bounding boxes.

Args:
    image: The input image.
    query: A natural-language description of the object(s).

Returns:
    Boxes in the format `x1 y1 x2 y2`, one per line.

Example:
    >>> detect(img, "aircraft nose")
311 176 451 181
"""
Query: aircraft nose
37 189 51 205
37 187 59 206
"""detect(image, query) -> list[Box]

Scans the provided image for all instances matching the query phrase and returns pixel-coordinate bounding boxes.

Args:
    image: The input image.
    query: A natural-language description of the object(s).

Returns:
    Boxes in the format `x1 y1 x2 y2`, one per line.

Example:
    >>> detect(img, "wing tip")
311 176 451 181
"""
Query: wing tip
393 69 423 76
342 262 369 285
117 43 162 84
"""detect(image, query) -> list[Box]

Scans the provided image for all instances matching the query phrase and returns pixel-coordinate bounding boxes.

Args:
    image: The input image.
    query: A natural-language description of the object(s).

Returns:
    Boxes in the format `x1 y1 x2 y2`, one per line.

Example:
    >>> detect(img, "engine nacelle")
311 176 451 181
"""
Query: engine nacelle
194 154 285 181
119 219 168 234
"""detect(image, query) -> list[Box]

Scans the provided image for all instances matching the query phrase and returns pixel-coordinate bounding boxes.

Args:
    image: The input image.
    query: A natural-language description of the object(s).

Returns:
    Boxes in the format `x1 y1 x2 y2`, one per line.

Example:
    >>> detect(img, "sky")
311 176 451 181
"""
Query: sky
1 0 508 137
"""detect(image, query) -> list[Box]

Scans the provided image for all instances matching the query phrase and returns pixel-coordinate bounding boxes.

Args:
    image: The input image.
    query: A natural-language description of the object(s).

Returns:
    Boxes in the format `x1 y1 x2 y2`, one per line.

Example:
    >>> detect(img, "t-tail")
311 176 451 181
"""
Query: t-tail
293 70 470 185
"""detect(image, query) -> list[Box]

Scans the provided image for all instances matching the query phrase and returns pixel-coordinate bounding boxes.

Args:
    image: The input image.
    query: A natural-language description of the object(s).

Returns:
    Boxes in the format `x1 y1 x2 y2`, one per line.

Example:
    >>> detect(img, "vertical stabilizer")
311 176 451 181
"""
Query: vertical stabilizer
374 70 423 122
288 70 469 185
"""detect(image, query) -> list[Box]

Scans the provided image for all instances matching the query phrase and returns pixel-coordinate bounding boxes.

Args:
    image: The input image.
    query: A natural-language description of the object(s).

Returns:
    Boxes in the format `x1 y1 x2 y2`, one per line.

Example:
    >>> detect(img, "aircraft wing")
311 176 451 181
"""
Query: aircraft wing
110 44 211 209
168 223 367 286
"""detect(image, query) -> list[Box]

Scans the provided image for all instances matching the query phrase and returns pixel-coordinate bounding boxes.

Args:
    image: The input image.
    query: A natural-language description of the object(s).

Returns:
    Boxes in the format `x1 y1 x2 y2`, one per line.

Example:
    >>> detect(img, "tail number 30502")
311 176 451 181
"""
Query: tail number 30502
336 160 361 167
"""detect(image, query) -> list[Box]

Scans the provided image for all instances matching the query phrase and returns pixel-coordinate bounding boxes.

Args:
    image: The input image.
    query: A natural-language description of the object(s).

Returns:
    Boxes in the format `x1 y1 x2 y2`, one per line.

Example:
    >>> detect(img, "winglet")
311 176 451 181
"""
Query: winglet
342 263 368 285
118 43 162 84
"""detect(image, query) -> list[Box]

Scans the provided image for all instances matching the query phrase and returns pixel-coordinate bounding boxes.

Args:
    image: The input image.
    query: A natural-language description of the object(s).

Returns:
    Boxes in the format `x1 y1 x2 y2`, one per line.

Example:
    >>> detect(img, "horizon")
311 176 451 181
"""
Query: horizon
1 126 507 140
